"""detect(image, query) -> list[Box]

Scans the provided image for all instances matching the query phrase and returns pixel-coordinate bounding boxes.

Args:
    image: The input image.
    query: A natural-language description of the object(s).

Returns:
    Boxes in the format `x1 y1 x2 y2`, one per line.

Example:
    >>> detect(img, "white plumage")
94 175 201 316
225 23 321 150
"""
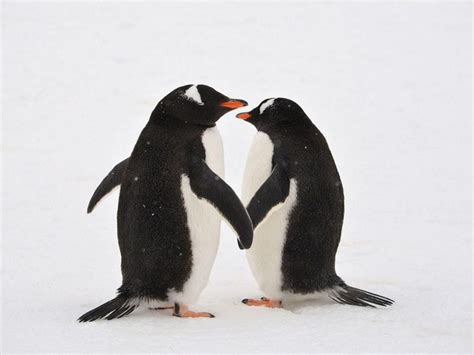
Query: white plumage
242 132 298 300
170 127 224 304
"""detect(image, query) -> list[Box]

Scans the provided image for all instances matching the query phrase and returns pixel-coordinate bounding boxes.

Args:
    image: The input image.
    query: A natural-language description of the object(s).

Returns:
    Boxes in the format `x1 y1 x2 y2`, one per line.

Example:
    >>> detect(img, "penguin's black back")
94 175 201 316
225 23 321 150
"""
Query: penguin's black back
117 118 207 299
264 118 345 293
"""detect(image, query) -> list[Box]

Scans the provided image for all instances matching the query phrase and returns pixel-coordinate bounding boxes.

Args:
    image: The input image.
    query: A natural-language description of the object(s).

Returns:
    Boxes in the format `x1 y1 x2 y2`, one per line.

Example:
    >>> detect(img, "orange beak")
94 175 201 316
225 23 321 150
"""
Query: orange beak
237 112 252 120
220 99 248 109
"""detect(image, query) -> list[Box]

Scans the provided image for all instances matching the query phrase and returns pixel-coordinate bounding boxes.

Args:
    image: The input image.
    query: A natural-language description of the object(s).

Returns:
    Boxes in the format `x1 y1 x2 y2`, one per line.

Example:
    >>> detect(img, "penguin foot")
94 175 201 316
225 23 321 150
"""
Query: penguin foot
172 303 215 318
242 297 282 308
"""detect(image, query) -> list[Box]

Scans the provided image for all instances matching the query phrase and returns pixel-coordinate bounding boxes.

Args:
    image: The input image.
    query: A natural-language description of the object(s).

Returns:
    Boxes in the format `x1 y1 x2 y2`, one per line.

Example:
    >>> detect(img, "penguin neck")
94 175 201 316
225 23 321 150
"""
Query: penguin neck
256 120 296 137
150 111 216 129
257 115 312 137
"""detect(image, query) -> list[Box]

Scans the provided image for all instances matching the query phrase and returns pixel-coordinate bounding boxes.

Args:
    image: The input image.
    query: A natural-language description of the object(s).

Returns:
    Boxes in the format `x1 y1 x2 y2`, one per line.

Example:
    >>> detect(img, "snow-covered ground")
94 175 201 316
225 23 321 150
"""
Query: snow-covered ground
2 2 472 353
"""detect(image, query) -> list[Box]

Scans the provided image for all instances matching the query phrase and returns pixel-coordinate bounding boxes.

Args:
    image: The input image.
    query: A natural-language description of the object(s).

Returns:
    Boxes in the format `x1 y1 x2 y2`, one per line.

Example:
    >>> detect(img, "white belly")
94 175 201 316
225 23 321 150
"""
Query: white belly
169 127 224 305
242 132 298 299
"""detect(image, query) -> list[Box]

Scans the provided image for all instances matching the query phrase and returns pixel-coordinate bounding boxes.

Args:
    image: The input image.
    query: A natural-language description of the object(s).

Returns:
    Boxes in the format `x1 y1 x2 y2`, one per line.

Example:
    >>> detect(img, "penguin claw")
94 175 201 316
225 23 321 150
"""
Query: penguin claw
242 298 282 308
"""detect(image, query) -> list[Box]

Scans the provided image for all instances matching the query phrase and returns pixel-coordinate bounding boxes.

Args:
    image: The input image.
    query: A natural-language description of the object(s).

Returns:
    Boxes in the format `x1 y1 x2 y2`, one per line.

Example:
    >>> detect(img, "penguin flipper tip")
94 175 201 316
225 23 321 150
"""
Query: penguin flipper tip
85 157 129 215
86 196 98 214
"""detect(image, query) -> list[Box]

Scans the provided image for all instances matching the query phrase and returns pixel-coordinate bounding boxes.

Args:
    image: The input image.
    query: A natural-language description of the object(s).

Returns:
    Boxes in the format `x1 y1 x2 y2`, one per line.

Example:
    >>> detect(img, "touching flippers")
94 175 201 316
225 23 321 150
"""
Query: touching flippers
327 284 394 308
78 294 138 322
246 162 290 229
87 158 129 213
189 158 253 249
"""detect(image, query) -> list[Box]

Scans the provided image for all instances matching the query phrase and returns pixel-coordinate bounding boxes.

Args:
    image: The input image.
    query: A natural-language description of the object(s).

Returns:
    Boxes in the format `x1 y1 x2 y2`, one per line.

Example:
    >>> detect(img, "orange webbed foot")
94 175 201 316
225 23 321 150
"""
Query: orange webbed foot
172 303 215 318
242 297 282 308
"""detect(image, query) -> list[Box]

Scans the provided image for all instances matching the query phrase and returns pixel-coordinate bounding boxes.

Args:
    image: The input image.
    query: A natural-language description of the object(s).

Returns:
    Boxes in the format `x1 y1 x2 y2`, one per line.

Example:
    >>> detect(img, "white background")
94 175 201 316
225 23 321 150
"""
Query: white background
2 1 472 353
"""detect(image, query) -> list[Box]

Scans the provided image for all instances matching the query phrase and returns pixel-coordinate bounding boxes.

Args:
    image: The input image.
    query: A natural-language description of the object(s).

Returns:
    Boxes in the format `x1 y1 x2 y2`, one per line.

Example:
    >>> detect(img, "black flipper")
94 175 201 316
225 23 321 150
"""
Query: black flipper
87 158 129 213
327 285 394 308
77 294 138 322
246 162 290 230
189 159 253 249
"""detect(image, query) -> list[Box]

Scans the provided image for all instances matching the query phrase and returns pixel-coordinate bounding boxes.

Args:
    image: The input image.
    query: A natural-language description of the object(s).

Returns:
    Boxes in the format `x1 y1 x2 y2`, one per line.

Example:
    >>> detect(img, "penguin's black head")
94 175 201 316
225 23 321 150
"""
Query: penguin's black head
236 98 307 130
154 84 248 126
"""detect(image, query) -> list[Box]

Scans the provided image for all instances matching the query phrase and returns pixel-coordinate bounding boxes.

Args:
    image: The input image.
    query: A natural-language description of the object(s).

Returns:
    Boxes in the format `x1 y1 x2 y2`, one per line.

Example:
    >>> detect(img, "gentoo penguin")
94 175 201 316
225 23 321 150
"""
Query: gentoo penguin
78 85 252 321
236 98 393 308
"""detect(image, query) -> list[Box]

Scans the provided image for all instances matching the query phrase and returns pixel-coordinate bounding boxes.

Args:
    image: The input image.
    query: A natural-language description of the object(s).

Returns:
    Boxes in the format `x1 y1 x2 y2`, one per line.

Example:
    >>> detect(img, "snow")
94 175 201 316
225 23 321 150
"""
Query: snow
2 1 471 353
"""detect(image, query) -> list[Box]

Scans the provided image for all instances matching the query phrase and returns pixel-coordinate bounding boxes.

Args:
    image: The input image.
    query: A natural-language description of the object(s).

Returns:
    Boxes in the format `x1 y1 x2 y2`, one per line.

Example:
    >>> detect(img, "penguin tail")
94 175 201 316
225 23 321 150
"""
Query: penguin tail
327 284 394 308
78 294 139 322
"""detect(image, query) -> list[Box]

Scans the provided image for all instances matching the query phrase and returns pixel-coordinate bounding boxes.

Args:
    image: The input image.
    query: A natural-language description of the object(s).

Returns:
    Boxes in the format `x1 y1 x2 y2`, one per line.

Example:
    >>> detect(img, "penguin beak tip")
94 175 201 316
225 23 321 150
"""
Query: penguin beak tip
220 99 248 109
237 112 252 120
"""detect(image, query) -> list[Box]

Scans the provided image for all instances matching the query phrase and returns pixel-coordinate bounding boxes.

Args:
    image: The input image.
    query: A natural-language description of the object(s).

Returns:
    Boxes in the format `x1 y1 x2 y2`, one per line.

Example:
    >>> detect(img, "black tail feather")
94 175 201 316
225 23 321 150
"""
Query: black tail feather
328 285 394 308
78 295 138 322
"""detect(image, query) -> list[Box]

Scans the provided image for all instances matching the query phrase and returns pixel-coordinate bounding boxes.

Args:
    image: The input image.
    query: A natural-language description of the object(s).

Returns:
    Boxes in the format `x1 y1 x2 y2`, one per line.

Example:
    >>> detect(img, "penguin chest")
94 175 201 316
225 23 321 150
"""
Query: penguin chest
172 127 224 304
242 132 298 298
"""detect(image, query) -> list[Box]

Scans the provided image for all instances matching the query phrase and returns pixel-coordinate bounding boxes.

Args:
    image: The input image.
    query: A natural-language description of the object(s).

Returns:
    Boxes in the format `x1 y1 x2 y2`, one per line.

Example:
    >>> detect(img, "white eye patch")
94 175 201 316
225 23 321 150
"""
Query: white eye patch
259 98 275 114
183 85 204 105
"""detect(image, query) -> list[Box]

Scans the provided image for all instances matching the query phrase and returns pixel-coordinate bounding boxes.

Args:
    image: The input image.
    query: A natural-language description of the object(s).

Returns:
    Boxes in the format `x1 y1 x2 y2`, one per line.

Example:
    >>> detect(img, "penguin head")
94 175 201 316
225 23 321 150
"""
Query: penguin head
155 84 248 126
236 98 307 130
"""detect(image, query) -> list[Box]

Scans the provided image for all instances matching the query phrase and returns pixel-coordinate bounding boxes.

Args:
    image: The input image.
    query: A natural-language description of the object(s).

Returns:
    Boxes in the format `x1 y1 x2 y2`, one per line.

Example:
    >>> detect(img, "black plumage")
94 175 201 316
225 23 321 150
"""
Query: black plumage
240 98 393 307
79 85 251 321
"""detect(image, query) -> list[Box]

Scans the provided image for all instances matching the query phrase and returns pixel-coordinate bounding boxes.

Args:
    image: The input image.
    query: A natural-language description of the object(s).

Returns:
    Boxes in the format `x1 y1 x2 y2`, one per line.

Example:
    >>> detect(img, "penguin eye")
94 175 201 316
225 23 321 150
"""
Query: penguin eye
259 98 275 114
183 85 204 106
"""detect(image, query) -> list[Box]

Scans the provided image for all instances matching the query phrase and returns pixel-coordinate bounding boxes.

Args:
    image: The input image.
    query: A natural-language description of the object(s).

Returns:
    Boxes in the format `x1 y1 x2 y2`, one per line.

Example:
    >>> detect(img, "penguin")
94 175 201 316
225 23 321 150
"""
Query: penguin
78 84 253 321
236 98 393 308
